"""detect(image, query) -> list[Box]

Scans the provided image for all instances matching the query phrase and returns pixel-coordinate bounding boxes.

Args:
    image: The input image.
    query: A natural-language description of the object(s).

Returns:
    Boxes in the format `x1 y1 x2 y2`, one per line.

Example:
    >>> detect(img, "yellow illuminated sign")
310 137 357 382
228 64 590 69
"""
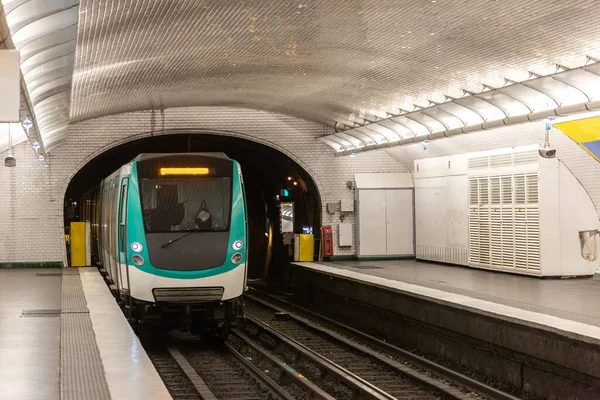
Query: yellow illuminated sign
159 167 210 176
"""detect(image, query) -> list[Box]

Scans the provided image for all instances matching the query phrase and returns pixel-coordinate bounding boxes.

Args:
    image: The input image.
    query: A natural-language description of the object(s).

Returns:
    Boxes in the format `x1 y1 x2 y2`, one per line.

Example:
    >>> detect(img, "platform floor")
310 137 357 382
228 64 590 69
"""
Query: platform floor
0 268 171 400
293 260 600 342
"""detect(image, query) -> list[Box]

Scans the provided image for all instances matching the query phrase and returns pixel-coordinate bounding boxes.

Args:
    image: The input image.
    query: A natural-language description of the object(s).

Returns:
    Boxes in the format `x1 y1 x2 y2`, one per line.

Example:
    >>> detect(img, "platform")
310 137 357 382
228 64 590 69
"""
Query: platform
289 260 600 399
0 267 172 400
295 259 600 332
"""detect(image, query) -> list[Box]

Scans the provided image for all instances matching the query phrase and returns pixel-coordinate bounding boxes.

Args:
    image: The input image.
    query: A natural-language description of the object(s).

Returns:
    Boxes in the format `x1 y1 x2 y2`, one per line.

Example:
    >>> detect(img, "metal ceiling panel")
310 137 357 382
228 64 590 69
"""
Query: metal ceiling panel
2 0 79 150
499 85 557 112
554 70 600 100
8 0 78 32
420 107 465 130
524 76 589 106
477 91 531 117
71 0 600 132
390 116 428 137
354 126 384 144
323 60 600 155
404 112 446 134
363 124 401 142
25 53 74 82
21 40 75 74
378 119 412 139
437 102 484 127
454 96 506 122
11 7 78 46
19 27 77 61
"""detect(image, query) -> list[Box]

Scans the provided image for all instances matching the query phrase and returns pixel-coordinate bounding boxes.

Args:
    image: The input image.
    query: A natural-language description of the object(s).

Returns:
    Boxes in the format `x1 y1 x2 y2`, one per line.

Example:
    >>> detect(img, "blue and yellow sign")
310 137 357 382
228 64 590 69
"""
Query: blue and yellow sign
554 116 600 162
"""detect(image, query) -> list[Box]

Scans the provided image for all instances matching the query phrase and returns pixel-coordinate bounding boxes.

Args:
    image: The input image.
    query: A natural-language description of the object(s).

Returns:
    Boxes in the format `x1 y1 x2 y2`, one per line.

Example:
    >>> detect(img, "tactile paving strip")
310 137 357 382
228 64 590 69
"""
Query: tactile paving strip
61 270 112 400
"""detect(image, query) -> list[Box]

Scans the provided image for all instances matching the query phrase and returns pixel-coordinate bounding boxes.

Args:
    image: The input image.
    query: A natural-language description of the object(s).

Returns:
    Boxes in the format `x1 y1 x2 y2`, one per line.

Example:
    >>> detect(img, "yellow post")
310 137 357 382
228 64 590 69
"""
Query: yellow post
298 234 315 262
70 222 86 267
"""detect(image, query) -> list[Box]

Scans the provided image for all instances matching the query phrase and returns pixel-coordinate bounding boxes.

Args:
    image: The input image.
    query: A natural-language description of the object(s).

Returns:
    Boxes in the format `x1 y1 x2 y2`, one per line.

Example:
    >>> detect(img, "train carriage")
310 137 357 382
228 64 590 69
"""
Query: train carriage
95 153 247 337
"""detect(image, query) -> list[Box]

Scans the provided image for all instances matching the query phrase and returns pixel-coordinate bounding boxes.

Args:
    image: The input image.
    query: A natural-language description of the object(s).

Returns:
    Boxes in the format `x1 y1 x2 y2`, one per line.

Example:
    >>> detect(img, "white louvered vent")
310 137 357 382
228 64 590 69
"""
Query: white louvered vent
526 174 539 203
489 153 512 168
469 178 479 205
467 149 539 173
501 176 512 204
513 150 539 166
490 177 501 204
468 156 488 170
513 175 526 204
468 170 541 275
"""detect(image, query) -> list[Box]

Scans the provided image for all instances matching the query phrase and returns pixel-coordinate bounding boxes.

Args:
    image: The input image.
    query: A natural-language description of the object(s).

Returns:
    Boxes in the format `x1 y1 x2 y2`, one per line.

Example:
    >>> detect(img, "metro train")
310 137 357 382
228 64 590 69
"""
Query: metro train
82 153 247 338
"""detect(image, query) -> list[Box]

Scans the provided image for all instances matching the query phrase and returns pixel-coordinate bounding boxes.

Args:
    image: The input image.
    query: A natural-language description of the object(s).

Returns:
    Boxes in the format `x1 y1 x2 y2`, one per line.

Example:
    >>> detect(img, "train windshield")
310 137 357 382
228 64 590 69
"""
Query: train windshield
136 155 233 233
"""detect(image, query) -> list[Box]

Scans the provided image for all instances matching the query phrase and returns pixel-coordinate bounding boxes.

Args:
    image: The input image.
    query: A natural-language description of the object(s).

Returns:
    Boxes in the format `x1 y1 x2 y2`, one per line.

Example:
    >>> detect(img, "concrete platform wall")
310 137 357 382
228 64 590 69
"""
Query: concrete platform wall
289 265 600 399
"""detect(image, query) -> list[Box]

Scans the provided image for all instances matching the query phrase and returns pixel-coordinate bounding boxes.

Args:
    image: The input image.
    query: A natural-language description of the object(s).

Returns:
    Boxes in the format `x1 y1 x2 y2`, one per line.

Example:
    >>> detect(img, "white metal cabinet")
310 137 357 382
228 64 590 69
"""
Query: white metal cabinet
358 190 387 256
357 189 414 257
385 190 414 255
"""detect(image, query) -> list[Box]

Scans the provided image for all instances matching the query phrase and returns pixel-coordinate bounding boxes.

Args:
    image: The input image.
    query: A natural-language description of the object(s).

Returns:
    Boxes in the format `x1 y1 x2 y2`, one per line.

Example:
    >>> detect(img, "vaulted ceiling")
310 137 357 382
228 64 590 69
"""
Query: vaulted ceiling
4 0 600 153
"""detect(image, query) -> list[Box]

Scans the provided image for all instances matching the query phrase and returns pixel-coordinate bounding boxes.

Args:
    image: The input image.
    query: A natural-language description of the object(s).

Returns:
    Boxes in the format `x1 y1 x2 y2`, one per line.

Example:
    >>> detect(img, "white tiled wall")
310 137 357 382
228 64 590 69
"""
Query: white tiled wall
5 107 596 266
0 107 408 264
0 142 64 263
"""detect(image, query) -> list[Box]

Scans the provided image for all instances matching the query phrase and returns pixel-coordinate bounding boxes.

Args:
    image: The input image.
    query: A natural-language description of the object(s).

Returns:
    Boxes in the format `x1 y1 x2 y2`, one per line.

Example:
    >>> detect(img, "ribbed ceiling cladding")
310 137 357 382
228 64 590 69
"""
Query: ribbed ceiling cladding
71 0 600 132
2 0 78 151
322 61 600 154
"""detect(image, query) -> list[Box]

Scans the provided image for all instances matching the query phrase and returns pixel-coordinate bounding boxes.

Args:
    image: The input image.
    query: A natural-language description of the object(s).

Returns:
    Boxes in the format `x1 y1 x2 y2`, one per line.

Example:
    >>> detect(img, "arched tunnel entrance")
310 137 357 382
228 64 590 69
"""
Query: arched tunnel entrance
63 133 322 283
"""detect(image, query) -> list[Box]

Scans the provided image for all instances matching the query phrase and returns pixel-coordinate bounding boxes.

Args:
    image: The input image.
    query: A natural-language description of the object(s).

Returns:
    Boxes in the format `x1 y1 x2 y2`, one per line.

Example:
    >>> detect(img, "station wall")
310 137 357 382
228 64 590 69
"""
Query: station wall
3 108 598 267
0 107 408 265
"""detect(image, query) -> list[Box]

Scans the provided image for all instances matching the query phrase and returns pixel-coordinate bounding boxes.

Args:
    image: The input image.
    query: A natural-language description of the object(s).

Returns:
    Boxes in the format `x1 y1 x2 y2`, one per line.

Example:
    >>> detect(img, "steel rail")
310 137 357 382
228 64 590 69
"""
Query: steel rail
244 314 397 400
223 342 297 400
246 288 521 400
230 328 335 400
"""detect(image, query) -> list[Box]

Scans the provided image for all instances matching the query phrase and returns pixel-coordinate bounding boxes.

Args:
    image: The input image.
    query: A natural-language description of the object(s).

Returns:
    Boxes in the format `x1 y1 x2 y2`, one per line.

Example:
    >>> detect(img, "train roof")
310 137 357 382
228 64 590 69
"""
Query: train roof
132 152 230 162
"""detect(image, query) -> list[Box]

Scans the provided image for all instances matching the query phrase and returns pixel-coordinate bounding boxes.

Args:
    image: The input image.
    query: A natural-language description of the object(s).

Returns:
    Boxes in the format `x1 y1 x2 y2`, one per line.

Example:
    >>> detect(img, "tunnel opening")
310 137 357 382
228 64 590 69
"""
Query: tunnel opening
63 133 322 283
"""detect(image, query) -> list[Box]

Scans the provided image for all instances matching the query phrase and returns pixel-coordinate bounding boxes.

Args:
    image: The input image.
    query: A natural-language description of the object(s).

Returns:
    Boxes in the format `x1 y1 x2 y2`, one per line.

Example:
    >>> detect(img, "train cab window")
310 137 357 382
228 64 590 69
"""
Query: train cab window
136 155 233 233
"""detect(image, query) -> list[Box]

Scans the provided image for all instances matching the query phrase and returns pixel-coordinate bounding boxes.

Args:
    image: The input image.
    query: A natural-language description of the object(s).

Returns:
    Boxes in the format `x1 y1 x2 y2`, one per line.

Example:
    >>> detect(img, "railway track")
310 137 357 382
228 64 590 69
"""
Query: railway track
243 288 522 400
139 289 520 400
141 329 328 400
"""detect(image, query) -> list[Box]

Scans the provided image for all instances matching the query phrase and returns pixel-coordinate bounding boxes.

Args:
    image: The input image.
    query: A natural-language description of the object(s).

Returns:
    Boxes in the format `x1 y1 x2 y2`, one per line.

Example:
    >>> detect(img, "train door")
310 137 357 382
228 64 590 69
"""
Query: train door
118 178 130 293
239 166 249 289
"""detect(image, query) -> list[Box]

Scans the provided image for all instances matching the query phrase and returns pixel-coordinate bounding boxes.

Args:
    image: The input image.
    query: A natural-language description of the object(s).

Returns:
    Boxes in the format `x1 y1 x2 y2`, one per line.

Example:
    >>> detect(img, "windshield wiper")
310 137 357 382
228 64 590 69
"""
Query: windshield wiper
161 229 201 248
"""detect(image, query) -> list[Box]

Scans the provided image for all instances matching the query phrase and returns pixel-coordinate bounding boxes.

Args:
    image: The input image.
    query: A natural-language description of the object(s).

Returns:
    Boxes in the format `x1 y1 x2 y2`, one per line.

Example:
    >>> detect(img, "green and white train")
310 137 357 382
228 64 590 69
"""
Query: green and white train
94 153 247 336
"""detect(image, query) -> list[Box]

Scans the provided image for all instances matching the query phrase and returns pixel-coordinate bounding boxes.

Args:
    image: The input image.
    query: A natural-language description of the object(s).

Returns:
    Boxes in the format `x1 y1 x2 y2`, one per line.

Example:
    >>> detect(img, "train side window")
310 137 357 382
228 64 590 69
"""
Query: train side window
118 178 129 252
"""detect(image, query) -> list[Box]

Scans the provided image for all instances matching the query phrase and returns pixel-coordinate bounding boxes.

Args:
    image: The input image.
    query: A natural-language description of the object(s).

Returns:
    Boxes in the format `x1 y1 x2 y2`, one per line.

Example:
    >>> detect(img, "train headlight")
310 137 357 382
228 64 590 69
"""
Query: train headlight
232 240 243 250
231 252 243 264
132 254 145 266
131 242 143 252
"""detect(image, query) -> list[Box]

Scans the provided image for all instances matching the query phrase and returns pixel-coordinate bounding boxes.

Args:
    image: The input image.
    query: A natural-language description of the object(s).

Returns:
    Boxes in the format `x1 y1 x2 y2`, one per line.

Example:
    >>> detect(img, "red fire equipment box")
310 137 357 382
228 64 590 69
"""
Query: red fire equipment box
321 225 333 257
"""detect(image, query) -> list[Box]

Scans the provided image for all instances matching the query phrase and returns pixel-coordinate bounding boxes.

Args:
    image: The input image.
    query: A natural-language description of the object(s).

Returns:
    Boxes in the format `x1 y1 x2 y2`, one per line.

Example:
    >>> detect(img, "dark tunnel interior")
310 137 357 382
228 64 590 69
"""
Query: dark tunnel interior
63 133 322 282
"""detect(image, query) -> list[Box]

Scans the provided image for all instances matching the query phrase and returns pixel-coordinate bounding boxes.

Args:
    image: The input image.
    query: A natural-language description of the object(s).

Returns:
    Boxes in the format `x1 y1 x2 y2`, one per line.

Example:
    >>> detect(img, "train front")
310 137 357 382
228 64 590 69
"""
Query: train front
127 153 246 334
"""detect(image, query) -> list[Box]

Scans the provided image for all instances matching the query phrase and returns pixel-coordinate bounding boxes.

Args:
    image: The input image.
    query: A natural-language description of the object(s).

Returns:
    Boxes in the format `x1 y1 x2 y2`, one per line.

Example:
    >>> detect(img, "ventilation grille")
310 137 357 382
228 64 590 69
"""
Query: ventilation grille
153 287 224 303
417 245 469 265
468 173 540 274
468 149 539 172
